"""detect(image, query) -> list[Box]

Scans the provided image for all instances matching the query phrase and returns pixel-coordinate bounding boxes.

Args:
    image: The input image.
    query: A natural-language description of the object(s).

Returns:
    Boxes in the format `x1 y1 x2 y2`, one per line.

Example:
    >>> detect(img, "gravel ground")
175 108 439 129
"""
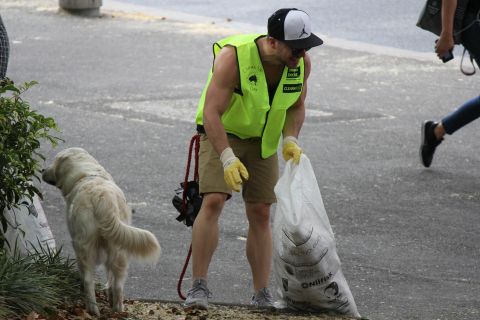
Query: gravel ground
22 289 358 320
58 295 358 320
121 300 357 320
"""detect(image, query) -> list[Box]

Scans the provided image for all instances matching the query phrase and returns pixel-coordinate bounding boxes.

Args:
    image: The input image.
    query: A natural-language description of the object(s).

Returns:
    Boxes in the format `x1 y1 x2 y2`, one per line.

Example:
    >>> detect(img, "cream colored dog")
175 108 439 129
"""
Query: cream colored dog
42 147 161 316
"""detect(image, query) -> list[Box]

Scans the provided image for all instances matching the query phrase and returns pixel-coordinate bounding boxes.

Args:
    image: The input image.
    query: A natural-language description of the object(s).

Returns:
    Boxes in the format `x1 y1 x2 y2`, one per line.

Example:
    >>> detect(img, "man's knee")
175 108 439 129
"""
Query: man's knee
200 193 227 217
247 203 271 227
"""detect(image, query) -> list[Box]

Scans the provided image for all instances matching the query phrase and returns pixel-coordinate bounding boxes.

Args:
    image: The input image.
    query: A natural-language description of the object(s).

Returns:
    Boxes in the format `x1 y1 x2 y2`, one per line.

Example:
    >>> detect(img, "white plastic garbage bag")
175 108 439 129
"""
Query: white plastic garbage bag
273 154 360 318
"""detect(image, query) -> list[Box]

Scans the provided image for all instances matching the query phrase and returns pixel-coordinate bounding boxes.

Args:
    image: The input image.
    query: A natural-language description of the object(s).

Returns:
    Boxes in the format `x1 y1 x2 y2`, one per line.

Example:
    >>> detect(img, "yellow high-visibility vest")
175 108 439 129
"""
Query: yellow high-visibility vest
195 34 304 159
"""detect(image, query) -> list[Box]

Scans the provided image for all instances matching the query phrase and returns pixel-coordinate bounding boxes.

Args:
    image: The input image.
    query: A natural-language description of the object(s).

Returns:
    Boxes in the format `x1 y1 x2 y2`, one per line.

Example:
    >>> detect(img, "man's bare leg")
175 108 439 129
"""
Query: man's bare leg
191 192 228 279
245 202 272 292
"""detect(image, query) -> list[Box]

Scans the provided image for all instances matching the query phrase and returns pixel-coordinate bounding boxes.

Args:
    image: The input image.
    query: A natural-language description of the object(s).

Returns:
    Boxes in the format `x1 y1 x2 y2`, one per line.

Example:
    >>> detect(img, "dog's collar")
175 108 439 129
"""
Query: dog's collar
78 174 109 182
63 174 110 198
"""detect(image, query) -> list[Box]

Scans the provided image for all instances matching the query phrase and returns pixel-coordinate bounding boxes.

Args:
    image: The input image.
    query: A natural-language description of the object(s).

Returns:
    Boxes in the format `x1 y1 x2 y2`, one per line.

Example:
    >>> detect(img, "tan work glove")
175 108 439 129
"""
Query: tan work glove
282 136 302 164
220 147 249 192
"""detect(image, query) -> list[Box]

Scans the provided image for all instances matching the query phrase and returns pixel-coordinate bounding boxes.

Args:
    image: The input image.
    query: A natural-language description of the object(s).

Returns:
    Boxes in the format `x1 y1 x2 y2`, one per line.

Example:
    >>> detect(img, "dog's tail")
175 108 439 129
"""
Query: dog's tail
95 192 161 262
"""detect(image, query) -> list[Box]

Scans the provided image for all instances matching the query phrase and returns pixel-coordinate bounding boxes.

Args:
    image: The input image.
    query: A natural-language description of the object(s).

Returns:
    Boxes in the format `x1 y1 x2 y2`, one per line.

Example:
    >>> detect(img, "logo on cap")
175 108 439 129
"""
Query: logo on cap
267 8 324 48
299 24 308 38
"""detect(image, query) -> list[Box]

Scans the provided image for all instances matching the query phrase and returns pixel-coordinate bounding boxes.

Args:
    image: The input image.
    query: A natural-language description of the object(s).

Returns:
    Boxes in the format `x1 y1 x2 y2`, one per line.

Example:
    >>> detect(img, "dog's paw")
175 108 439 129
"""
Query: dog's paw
87 303 100 316
112 302 124 313
108 290 114 307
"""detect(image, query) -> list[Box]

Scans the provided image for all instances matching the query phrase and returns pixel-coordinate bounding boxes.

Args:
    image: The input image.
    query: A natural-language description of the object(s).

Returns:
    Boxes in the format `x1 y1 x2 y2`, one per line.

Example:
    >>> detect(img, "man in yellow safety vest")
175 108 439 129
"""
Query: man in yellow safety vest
185 8 323 310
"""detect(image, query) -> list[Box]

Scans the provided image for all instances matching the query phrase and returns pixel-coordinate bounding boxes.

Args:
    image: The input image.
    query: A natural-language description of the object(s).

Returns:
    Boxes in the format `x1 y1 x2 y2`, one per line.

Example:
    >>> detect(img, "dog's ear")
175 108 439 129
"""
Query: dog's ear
42 150 72 186
41 167 56 185
53 152 80 195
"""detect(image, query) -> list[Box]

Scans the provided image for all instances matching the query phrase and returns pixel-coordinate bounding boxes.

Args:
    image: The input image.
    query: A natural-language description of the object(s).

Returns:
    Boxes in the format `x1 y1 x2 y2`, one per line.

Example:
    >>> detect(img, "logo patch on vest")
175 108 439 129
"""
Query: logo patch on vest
283 83 303 93
287 67 301 79
248 73 259 92
243 65 262 93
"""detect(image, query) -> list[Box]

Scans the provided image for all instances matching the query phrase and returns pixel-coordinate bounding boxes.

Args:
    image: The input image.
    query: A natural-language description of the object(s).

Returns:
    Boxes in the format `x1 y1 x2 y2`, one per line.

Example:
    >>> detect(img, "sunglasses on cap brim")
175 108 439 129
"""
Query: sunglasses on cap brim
291 47 311 56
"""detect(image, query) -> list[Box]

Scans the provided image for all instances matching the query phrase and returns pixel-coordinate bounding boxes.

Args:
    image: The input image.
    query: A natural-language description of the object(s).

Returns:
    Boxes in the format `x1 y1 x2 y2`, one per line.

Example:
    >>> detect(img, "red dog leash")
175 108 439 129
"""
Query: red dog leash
177 134 200 300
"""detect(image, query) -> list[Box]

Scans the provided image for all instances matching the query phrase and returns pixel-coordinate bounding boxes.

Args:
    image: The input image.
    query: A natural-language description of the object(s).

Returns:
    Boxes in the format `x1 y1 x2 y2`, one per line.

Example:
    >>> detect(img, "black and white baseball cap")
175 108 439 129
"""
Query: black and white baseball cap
268 8 323 49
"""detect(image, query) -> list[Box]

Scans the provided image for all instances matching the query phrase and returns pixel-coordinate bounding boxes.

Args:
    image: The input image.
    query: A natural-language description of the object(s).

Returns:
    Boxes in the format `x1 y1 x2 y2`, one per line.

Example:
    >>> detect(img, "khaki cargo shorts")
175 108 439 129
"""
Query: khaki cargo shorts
198 134 278 203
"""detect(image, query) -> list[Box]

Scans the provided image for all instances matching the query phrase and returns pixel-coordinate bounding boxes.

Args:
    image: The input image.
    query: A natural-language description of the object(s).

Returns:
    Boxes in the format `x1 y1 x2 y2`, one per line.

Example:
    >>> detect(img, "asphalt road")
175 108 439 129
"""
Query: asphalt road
112 0 436 53
2 1 480 319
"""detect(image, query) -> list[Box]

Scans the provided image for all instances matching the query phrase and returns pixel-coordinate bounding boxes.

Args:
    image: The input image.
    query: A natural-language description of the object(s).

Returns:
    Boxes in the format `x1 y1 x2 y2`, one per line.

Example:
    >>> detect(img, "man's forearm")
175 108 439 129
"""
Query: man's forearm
283 103 305 138
203 111 230 156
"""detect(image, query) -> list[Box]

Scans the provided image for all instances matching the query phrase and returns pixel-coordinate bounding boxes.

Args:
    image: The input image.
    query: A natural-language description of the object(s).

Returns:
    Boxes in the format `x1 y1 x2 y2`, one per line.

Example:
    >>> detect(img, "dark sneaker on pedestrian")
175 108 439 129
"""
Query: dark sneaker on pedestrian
420 120 443 168
183 279 211 311
251 287 275 309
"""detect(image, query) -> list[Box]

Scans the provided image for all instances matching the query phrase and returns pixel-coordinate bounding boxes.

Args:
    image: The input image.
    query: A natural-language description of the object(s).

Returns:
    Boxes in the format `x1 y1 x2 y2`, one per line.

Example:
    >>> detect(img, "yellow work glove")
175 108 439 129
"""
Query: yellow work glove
282 136 302 164
220 147 249 192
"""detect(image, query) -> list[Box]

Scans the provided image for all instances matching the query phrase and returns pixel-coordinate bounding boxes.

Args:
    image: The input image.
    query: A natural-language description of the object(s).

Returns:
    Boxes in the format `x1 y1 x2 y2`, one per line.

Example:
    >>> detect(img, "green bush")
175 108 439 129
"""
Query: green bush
0 81 61 248
0 245 82 318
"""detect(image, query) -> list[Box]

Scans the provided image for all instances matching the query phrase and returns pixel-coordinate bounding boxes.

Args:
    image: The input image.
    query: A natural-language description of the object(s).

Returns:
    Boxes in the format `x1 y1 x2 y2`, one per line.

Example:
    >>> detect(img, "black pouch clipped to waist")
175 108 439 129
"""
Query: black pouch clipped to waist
172 181 202 227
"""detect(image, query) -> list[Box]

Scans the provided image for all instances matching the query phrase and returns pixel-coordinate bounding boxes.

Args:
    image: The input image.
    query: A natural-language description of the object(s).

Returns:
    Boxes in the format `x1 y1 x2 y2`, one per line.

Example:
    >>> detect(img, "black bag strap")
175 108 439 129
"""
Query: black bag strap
460 48 476 76
459 10 479 76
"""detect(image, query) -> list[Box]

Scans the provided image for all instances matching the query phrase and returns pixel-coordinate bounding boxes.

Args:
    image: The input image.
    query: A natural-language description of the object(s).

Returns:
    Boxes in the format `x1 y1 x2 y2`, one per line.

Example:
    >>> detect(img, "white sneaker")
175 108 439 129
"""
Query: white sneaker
251 287 276 309
183 279 211 310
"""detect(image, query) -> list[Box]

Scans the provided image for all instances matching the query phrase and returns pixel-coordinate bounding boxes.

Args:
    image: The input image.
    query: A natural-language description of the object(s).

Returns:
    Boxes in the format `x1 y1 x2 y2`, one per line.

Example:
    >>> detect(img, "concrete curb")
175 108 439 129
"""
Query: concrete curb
3 195 56 254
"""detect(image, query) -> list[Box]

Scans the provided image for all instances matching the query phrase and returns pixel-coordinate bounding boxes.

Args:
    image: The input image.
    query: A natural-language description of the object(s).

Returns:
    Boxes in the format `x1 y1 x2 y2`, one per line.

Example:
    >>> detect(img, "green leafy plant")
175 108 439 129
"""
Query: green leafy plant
0 245 82 318
0 81 61 249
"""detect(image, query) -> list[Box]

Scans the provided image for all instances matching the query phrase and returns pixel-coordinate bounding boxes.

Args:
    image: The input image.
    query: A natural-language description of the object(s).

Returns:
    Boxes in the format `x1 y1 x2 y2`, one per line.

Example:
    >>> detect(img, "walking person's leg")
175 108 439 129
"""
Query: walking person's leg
441 95 480 135
420 96 480 167
441 9 480 139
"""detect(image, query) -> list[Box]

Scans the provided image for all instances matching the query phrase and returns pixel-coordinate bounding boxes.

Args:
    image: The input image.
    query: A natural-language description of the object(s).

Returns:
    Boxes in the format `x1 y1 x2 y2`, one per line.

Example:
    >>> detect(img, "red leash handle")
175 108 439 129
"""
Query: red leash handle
177 134 200 300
